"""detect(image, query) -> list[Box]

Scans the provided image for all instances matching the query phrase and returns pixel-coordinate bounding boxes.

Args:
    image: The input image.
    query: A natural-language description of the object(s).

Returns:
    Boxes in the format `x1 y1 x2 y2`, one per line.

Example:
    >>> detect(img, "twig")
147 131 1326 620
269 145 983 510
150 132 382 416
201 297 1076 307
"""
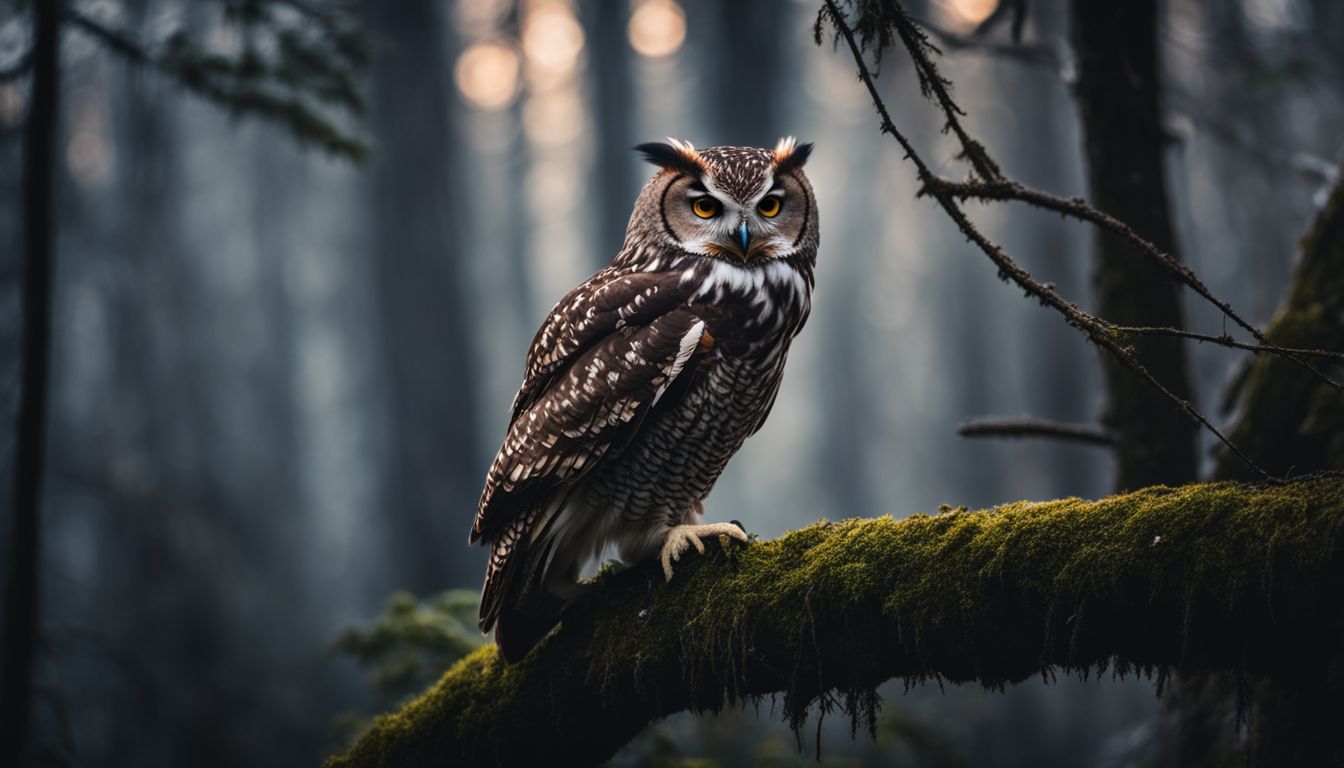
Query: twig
1116 326 1344 364
915 18 1061 71
816 0 1275 482
63 7 365 159
871 0 1001 180
923 176 1343 393
958 417 1116 446
973 0 1028 42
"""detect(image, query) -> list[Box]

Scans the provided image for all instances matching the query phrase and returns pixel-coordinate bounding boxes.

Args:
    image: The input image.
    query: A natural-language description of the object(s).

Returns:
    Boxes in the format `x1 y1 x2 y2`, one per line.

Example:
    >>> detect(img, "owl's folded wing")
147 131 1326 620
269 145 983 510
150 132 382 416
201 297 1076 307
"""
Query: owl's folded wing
510 267 687 420
471 305 707 545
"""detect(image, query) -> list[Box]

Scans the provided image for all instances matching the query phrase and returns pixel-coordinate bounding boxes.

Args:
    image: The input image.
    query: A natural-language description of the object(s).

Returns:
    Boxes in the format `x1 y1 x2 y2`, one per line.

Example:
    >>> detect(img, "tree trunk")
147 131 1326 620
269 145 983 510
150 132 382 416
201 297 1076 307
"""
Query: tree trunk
584 0 636 263
1216 185 1344 481
329 478 1344 767
1068 0 1198 490
363 0 480 591
1 0 60 761
1214 184 1344 767
710 1 783 145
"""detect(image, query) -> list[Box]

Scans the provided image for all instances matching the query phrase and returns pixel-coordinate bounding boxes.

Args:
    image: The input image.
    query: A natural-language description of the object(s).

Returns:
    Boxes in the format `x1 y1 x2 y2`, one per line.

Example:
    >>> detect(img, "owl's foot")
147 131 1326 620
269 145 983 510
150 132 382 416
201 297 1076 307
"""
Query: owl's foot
660 522 749 582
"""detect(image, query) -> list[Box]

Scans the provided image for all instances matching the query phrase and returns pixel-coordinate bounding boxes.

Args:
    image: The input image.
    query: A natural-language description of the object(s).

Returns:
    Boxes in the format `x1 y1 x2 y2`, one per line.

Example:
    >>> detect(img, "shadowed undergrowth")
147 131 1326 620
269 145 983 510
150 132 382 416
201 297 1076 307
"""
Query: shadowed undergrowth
328 478 1344 767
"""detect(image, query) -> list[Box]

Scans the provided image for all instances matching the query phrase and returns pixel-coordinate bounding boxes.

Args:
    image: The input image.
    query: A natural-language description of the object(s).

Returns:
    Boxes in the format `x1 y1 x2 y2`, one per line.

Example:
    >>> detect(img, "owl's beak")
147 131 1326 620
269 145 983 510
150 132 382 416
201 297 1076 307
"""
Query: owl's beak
737 221 751 253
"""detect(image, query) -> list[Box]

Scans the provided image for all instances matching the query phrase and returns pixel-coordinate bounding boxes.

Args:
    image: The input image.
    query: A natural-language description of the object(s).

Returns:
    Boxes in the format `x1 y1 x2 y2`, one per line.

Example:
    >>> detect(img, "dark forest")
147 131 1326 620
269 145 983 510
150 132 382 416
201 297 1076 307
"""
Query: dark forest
2 0 1343 766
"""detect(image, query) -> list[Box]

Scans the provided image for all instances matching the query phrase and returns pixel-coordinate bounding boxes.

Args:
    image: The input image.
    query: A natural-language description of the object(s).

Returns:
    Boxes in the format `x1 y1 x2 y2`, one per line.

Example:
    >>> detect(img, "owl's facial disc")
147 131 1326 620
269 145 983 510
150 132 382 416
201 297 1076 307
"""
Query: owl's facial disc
668 175 802 263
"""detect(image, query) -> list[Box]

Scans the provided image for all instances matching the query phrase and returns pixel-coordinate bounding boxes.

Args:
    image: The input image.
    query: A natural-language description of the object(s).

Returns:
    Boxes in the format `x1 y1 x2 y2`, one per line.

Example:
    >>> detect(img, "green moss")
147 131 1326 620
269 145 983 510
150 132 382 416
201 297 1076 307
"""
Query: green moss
1219 183 1344 479
327 478 1344 767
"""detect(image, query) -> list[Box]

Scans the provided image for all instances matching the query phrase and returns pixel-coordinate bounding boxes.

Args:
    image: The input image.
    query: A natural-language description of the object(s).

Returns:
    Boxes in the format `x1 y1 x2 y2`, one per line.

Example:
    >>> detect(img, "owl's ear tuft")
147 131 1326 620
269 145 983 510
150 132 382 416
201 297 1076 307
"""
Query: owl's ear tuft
773 137 813 174
635 139 704 176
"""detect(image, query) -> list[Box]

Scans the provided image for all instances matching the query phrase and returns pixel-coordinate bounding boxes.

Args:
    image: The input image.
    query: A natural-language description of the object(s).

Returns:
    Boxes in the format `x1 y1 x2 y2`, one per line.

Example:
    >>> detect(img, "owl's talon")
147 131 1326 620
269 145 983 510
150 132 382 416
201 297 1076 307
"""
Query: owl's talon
660 522 751 582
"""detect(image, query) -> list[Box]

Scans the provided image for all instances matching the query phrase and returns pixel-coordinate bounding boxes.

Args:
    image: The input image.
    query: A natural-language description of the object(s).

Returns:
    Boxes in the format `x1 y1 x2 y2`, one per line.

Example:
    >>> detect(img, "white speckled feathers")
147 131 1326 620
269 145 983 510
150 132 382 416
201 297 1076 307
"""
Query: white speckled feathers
472 141 819 658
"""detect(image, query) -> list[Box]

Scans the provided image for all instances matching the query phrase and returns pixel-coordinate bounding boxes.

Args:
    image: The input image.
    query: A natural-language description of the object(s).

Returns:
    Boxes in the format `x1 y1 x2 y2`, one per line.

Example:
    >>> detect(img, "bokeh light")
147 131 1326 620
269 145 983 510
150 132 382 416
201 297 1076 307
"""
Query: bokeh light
0 85 23 126
455 41 522 111
521 4 585 81
946 0 998 25
67 130 112 186
628 0 686 59
523 88 586 146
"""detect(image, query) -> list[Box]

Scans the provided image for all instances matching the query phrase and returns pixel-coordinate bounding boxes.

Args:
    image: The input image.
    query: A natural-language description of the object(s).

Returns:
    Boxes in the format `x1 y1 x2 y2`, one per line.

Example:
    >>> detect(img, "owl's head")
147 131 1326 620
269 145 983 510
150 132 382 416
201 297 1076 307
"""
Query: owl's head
628 138 817 265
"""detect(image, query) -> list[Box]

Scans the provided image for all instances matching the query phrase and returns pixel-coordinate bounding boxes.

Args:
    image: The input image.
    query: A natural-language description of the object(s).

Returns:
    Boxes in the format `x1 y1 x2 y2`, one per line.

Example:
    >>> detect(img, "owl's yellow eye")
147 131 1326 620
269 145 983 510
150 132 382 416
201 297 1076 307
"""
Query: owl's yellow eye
757 196 783 218
692 197 720 219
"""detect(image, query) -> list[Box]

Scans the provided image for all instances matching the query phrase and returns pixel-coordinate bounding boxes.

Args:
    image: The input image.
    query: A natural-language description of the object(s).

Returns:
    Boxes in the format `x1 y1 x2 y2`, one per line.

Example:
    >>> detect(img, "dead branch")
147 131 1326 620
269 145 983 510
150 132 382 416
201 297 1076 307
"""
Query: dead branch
816 0 1275 481
957 417 1116 446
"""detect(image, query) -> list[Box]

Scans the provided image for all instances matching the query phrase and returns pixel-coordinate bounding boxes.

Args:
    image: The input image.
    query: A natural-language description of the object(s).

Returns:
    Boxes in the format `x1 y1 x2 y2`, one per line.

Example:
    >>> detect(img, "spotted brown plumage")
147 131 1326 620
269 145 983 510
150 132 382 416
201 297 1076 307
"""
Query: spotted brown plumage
473 139 819 661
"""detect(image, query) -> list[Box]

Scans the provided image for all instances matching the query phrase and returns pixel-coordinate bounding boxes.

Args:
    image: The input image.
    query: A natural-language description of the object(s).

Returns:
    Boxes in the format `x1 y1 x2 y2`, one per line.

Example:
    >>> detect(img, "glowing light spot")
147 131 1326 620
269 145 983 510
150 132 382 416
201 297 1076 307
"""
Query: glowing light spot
67 130 111 186
523 88 585 146
629 0 686 59
946 0 998 25
522 5 585 78
0 85 23 126
527 158 580 214
455 41 522 111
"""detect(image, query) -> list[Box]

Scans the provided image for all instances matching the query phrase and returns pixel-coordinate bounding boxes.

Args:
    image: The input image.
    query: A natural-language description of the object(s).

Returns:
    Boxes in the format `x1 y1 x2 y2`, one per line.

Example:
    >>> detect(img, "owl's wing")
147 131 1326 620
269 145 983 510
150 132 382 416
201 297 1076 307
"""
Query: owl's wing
510 267 686 420
473 302 707 635
472 287 703 547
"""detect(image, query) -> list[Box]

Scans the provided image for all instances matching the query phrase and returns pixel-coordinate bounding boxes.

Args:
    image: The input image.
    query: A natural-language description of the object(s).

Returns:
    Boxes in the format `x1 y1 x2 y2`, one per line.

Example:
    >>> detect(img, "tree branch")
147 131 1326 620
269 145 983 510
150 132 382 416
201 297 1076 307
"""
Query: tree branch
922 176 1343 393
814 0 1274 480
957 416 1115 446
1116 326 1344 364
914 17 1062 71
63 6 366 159
328 478 1344 767
1218 184 1344 481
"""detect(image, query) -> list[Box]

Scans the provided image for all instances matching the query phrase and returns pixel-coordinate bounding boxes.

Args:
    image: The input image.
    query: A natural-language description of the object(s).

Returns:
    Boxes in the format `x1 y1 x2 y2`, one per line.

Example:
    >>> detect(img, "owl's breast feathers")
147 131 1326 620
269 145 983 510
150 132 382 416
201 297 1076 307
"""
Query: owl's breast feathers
472 257 811 633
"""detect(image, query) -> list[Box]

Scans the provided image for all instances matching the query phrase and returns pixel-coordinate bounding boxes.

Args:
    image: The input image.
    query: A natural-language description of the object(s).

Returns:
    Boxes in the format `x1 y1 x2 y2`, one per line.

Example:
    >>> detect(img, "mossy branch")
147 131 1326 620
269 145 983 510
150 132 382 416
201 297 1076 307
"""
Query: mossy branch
328 478 1344 767
1218 184 1344 481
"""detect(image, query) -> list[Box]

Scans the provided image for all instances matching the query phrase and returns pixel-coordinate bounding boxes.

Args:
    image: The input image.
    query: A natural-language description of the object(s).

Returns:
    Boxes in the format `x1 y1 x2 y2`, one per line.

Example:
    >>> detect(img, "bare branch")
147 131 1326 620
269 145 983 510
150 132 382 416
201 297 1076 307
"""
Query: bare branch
63 7 365 159
957 417 1116 446
915 18 1061 70
922 176 1344 393
817 0 1275 482
62 10 150 65
1116 326 1344 364
973 0 1029 42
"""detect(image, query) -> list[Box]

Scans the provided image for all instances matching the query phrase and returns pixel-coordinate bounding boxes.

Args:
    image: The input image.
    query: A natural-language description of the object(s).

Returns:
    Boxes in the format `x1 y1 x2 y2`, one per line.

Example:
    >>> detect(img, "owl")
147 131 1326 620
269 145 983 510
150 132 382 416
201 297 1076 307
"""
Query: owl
472 138 819 662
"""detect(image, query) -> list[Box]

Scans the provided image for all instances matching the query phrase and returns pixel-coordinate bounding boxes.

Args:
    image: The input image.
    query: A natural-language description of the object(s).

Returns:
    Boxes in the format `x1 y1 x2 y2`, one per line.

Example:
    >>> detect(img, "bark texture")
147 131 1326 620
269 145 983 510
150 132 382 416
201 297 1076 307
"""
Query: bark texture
1069 0 1198 490
1215 183 1344 767
1 0 60 760
329 478 1344 767
1218 184 1344 481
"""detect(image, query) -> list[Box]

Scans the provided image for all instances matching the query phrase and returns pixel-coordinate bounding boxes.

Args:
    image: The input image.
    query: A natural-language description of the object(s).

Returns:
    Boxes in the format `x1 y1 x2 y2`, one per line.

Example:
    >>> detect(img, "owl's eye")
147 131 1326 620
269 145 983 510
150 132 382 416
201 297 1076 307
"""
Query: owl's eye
757 196 783 218
691 197 721 219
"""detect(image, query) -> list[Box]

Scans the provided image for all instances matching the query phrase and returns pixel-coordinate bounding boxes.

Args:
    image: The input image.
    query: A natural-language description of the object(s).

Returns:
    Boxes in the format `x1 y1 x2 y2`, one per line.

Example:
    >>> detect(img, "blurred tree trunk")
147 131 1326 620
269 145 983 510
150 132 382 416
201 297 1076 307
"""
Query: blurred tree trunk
363 0 480 591
711 2 782 145
1068 0 1198 490
1218 184 1344 767
584 0 635 262
1018 6 1094 495
1216 185 1344 481
1 0 59 760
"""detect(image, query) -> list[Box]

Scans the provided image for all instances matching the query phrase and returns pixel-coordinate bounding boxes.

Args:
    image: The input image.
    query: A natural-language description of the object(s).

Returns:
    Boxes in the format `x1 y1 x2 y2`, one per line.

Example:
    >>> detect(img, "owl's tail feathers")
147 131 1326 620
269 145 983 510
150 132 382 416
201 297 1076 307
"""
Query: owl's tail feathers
478 535 570 663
